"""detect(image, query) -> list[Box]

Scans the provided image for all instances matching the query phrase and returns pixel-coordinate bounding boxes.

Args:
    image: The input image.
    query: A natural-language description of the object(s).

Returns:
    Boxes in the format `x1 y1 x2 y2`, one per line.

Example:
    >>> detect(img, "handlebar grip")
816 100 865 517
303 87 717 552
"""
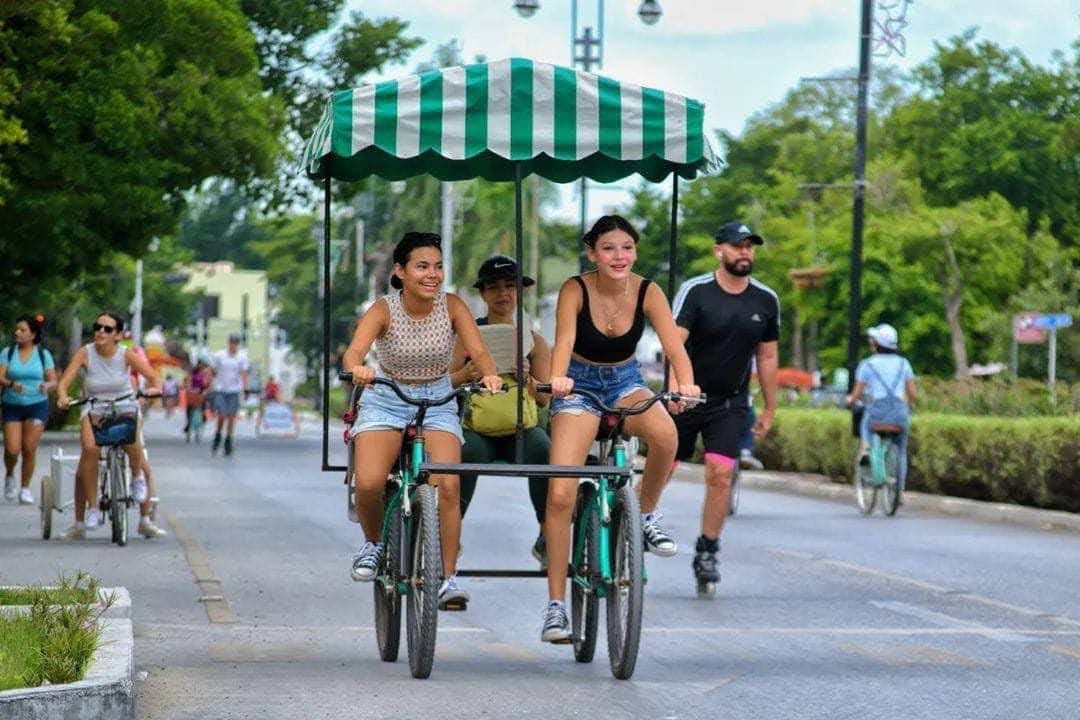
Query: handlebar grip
338 371 353 382
535 383 552 394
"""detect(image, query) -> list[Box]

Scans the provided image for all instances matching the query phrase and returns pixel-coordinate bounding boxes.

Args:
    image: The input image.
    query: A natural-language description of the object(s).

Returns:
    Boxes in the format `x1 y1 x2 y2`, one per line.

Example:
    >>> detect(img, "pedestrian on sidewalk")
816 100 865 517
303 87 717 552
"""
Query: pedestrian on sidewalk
0 314 57 505
667 221 780 598
209 334 249 457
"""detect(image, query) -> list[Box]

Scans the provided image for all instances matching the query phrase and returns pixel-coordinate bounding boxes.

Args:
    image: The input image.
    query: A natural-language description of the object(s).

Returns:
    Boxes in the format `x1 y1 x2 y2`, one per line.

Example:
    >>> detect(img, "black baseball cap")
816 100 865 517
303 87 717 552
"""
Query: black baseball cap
715 221 764 246
473 255 535 289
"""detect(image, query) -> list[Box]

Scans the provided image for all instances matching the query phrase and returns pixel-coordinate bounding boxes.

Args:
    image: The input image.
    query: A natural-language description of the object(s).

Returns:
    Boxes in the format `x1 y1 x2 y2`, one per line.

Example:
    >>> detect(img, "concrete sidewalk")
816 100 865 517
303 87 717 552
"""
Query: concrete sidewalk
668 462 1080 534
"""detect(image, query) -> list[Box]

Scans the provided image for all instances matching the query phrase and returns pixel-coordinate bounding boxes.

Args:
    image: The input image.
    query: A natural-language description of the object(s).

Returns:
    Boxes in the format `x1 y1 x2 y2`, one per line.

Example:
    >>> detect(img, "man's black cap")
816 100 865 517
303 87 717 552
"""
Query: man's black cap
715 221 764 246
473 255 536 289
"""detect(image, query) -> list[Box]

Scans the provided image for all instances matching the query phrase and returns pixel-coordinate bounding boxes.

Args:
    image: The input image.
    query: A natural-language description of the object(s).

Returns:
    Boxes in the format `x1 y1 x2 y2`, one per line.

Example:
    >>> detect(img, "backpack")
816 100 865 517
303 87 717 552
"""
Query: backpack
5 345 48 373
864 361 909 429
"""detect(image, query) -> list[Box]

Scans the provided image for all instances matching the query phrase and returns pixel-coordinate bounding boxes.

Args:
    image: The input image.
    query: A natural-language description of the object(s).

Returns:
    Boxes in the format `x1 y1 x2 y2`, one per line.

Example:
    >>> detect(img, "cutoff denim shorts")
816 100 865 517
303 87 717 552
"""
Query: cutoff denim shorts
352 374 463 444
551 357 649 417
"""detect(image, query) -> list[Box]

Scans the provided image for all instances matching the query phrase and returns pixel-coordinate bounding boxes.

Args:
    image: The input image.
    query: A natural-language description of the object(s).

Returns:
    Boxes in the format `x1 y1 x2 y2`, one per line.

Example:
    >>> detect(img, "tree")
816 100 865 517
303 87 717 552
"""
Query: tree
0 0 282 324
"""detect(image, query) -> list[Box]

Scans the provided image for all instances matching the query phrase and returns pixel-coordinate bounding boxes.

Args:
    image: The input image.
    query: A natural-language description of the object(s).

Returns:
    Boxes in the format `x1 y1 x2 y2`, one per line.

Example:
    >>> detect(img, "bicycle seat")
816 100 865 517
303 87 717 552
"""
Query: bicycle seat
595 413 620 440
871 423 904 435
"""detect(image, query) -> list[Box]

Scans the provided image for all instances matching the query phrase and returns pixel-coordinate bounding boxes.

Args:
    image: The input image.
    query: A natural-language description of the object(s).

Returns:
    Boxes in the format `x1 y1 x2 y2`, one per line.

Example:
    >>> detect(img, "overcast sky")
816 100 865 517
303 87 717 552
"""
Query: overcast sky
347 1 1078 219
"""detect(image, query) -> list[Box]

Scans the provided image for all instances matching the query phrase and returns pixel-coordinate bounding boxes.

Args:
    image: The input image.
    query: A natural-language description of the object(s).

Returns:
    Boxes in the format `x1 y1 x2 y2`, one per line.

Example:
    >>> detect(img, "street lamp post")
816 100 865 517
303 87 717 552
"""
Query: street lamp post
512 1 664 271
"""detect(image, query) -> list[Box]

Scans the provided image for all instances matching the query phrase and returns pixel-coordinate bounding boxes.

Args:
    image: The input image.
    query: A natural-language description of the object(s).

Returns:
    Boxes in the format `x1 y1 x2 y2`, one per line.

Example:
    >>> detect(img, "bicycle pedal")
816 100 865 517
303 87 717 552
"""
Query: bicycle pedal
439 599 468 612
548 636 573 645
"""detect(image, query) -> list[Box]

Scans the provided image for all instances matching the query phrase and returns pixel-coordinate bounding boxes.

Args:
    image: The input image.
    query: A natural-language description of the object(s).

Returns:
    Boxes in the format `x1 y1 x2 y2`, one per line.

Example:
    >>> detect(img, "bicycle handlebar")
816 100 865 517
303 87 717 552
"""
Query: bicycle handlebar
338 371 497 408
533 384 706 416
68 389 159 408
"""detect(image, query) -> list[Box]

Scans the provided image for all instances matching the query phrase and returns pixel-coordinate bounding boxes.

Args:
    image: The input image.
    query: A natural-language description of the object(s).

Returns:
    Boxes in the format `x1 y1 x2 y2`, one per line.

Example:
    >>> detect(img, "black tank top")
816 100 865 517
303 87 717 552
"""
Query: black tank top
572 275 651 363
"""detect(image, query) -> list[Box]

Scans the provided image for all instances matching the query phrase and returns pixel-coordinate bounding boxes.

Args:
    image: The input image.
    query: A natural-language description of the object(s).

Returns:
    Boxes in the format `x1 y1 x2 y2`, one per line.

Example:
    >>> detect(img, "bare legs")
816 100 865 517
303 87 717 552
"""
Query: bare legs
544 412 598 601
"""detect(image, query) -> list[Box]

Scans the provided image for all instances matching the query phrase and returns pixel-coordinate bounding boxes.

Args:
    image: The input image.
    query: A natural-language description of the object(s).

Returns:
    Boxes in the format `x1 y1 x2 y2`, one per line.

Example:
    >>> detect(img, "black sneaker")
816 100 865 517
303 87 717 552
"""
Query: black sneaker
541 601 571 643
642 512 677 557
211 433 222 456
531 532 548 570
224 436 233 456
693 535 720 598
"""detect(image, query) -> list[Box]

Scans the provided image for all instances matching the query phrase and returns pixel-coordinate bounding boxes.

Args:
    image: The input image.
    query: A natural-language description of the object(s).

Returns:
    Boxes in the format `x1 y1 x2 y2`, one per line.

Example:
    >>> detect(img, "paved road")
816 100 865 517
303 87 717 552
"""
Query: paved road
1 412 1078 719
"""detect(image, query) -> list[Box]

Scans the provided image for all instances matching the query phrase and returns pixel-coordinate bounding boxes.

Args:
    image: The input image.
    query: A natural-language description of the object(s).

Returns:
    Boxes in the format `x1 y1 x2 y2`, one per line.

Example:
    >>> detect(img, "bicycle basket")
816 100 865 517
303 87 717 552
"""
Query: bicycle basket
90 401 139 446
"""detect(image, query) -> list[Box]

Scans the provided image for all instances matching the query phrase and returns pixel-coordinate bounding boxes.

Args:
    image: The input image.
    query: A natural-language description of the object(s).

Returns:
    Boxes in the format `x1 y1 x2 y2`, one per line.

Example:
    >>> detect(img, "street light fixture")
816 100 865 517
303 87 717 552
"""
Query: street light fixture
513 0 541 18
637 0 662 25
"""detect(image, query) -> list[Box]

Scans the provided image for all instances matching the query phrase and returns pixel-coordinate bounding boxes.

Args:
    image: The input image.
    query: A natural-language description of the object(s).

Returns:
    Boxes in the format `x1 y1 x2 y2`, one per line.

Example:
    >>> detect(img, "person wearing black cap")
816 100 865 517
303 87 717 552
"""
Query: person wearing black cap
449 255 552 568
209 333 249 456
668 221 780 598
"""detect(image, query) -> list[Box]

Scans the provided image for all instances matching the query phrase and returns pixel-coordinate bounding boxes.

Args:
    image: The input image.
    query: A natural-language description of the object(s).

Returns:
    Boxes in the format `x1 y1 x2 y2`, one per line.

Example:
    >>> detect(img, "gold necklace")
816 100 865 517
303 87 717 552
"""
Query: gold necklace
597 276 630 332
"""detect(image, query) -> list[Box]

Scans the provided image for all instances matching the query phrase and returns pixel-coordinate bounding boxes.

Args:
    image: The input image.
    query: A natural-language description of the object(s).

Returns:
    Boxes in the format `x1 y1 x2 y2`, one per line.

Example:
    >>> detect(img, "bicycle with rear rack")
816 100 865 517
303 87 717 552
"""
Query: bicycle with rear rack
339 371 489 679
537 383 704 680
854 416 902 516
56 392 156 546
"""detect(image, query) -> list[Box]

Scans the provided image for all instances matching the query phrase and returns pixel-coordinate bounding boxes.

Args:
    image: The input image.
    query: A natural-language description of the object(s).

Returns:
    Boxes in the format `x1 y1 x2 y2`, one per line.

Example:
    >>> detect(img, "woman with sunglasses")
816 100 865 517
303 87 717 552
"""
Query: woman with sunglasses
56 312 162 539
0 315 57 504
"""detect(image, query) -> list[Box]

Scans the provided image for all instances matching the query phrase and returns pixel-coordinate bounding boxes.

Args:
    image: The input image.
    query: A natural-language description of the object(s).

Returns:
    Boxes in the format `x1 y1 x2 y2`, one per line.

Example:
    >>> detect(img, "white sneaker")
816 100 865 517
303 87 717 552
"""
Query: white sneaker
62 523 86 540
85 509 102 529
3 476 15 501
138 517 167 538
18 487 34 505
739 448 764 471
132 476 148 503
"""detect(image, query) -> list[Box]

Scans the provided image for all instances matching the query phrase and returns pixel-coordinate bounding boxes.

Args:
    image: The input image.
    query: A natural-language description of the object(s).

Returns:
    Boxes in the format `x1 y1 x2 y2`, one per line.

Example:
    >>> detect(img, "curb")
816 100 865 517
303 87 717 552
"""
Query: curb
669 463 1080 534
0 586 131 619
0 617 134 720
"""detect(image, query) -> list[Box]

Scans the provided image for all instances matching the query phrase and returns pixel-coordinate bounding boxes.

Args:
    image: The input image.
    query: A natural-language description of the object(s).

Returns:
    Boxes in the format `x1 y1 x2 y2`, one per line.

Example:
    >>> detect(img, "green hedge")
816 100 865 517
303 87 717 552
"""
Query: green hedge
756 409 1080 513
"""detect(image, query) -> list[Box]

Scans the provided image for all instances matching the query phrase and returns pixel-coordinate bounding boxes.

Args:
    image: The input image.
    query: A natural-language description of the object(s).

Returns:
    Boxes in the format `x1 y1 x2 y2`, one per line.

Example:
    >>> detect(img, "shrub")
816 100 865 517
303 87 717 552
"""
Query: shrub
756 408 1080 512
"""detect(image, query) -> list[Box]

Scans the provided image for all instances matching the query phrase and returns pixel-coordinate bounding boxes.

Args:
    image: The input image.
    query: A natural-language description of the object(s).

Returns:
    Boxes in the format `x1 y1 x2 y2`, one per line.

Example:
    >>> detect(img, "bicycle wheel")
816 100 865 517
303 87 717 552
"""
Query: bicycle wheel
375 487 402 662
882 440 901 517
728 466 741 516
854 448 877 516
405 484 441 679
40 475 54 540
109 451 128 546
571 483 599 663
605 484 643 680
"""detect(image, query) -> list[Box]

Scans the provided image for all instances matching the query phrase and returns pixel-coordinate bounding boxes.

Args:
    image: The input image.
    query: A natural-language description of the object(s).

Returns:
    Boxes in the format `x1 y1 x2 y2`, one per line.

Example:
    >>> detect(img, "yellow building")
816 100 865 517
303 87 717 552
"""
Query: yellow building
182 262 270 384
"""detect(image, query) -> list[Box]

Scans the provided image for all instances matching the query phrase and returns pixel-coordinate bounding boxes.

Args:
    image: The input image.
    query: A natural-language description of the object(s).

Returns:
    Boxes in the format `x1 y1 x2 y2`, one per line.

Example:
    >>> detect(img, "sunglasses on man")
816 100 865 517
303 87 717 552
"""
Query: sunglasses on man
92 323 117 333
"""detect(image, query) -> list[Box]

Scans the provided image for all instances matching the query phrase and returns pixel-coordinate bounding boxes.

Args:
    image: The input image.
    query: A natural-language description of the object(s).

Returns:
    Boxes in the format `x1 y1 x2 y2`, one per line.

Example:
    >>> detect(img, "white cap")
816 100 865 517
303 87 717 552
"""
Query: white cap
868 323 898 350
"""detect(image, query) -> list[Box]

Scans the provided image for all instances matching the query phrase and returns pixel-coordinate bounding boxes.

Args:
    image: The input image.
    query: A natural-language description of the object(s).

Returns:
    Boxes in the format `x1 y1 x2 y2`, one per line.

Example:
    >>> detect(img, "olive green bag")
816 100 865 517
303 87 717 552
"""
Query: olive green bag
464 373 538 437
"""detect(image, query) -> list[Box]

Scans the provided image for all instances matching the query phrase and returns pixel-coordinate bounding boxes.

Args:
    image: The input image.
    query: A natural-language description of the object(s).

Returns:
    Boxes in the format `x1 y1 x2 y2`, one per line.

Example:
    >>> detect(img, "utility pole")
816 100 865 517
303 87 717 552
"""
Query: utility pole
441 182 454 290
132 259 144 346
845 0 873 389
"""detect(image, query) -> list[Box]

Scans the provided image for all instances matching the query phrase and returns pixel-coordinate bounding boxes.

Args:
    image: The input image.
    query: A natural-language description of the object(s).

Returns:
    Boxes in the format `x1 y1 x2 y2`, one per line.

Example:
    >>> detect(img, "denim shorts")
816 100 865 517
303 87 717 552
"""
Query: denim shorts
551 357 649 417
352 374 463 443
1 400 49 425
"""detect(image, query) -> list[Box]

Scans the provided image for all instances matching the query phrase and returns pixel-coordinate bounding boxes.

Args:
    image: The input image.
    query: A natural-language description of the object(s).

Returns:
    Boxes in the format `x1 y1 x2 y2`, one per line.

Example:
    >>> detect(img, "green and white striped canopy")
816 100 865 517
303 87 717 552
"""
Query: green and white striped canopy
301 58 719 184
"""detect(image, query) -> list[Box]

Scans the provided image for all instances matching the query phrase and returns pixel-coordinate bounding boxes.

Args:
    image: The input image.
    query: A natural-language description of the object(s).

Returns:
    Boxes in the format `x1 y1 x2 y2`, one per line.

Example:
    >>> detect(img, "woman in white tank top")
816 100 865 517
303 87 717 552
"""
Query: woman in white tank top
56 312 163 537
341 232 502 609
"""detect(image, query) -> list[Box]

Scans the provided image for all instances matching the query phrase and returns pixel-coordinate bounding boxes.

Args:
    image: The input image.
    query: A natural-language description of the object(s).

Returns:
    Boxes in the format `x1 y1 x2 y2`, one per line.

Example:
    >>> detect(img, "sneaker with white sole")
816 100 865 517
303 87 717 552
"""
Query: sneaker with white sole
3 476 15 501
438 575 470 611
531 532 548 570
18 487 34 505
541 601 571 643
138 517 167 538
85 509 102 529
62 523 86 541
642 512 677 557
350 541 382 582
132 476 148 503
739 448 764 471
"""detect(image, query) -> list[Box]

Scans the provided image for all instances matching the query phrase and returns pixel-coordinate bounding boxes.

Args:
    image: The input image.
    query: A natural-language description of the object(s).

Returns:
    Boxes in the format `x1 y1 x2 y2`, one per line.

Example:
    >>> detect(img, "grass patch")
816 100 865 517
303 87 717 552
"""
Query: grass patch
0 583 97 607
0 573 108 692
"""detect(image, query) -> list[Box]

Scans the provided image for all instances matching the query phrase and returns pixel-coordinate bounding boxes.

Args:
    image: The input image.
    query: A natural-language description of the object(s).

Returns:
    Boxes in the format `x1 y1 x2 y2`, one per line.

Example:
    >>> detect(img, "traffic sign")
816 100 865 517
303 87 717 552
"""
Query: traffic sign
1032 313 1073 330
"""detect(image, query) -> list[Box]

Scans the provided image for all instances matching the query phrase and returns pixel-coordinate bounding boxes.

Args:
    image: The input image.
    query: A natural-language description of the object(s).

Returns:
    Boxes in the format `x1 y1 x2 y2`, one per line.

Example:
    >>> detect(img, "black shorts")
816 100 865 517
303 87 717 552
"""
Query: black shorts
673 397 749 462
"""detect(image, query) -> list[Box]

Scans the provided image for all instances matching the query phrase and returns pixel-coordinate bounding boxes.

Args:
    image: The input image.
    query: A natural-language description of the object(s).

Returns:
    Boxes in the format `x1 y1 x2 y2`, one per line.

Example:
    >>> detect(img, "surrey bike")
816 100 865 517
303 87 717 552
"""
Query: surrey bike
70 392 155 546
339 371 489 679
537 384 704 680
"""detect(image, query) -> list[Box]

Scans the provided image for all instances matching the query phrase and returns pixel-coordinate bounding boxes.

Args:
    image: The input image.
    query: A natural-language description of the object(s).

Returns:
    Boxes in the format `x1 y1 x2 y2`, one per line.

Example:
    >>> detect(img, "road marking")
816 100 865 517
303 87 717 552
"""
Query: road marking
1043 643 1080 660
642 627 1080 637
767 547 1080 628
165 511 237 624
871 601 1038 642
838 642 983 667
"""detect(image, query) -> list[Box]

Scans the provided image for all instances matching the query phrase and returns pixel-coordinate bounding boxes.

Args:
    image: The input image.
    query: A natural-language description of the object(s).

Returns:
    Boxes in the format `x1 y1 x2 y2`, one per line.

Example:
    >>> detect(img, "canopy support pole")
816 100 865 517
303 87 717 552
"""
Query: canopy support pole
514 163 525 463
664 173 679 392
321 174 334 471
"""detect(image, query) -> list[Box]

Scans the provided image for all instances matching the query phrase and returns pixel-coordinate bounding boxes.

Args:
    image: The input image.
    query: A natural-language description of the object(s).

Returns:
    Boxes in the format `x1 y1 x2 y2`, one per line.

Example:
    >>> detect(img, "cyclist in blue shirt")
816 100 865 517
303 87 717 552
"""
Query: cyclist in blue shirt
846 323 917 496
0 315 57 504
